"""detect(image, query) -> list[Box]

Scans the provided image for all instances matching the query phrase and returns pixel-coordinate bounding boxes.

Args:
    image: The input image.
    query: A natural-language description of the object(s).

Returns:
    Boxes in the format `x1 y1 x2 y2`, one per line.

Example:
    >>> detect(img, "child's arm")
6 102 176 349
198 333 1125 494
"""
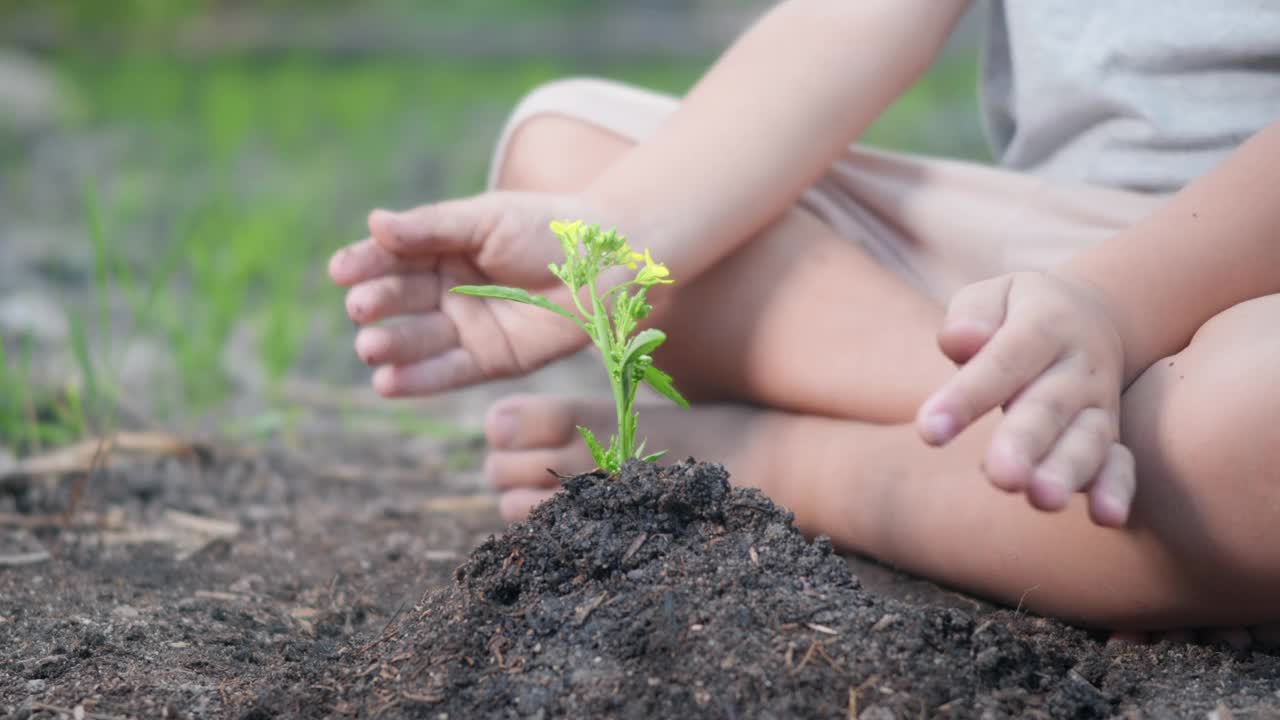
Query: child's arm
331 0 971 398
1063 121 1280 381
917 121 1280 527
585 0 972 281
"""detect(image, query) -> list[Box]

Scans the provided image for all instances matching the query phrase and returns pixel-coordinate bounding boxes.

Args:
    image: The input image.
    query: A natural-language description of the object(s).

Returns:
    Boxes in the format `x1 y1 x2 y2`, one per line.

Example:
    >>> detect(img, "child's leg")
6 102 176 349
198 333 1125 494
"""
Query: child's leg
485 300 1280 634
481 77 1280 632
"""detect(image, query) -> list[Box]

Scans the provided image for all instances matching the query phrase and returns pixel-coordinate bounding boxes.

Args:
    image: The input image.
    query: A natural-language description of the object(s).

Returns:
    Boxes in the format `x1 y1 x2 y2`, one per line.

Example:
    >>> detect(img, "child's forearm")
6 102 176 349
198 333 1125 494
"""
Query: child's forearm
584 0 970 282
1061 121 1280 383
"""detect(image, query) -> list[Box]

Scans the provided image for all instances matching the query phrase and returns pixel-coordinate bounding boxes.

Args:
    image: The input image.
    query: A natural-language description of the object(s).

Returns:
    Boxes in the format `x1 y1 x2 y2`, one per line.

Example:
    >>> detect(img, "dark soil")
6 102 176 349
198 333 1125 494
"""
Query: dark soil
259 460 1279 719
2 449 1277 719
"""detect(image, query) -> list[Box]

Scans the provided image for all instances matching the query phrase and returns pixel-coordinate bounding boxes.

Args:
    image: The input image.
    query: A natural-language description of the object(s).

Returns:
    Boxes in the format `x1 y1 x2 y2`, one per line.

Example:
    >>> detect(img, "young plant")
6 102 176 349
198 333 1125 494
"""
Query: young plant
451 220 688 474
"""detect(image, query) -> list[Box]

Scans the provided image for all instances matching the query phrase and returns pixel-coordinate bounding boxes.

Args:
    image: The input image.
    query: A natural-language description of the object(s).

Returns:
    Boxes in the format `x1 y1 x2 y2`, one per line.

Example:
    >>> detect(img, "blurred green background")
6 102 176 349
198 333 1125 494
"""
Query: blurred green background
0 1 985 450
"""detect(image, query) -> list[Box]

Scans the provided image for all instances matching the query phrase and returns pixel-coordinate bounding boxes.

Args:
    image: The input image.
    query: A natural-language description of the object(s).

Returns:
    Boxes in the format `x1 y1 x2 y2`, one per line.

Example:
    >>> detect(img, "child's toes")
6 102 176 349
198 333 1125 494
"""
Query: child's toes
498 488 558 522
484 394 581 450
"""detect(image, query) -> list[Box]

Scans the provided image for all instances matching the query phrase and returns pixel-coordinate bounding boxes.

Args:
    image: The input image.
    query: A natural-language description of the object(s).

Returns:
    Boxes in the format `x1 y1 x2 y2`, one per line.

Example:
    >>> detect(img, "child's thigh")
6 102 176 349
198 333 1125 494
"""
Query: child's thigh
804 148 1169 304
1118 294 1280 617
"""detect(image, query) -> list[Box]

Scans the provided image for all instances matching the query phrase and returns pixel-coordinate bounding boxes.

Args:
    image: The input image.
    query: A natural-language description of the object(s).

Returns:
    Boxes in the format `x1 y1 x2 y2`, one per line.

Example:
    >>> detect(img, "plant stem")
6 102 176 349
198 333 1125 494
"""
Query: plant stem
588 274 631 468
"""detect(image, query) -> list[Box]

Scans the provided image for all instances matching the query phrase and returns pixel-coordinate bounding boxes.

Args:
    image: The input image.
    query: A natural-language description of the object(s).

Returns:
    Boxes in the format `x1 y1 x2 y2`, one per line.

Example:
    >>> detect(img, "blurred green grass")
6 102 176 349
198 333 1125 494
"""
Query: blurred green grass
2 11 981 443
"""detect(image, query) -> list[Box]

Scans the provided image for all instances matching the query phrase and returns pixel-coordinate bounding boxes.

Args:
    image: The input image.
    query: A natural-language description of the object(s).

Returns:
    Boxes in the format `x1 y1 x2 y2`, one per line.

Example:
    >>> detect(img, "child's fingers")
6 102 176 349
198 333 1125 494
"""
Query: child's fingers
1086 443 1136 527
983 369 1089 491
917 322 1060 445
1024 407 1114 511
371 346 486 398
354 313 459 367
369 197 492 256
328 238 434 286
937 275 1012 364
345 273 441 324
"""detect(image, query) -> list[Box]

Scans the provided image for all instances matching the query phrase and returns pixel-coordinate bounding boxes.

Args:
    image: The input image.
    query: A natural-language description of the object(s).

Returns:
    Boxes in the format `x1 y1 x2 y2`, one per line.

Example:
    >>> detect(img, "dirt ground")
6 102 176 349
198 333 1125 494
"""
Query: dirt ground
1 437 1278 719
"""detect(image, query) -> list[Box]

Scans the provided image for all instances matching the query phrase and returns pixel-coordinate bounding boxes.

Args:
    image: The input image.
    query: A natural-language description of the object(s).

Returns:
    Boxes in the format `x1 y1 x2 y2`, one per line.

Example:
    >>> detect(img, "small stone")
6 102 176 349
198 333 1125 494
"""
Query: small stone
25 679 45 693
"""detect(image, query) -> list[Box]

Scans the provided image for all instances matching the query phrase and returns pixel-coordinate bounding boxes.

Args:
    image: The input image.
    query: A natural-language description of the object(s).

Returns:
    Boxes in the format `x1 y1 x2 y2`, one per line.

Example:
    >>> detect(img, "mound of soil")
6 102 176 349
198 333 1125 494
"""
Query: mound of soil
262 460 1280 719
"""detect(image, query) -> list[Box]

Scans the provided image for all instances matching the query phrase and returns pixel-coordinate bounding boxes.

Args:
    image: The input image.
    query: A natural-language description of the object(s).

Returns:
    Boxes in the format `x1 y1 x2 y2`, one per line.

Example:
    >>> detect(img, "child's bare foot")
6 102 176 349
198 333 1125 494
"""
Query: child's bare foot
482 393 783 522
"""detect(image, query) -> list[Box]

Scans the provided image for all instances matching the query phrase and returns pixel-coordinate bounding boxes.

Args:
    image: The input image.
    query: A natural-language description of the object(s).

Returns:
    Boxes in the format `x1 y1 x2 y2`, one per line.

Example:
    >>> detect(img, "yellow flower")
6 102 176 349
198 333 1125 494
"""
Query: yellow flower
549 219 583 236
634 248 674 286
618 242 645 270
550 219 583 260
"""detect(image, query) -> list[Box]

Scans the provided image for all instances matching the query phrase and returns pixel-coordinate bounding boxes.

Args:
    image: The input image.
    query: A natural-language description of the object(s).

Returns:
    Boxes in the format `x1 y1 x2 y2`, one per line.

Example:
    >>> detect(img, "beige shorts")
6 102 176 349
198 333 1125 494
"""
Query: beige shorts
487 78 1167 303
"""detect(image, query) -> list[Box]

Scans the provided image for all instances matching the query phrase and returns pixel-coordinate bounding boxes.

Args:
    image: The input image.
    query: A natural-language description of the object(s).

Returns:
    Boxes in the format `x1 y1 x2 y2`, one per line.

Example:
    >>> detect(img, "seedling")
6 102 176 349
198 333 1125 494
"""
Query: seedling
451 220 688 473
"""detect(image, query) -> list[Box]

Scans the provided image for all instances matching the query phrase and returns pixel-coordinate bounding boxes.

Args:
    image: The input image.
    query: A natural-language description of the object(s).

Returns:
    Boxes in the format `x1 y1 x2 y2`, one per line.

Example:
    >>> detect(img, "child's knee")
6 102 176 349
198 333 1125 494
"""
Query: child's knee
493 78 636 192
1124 301 1280 610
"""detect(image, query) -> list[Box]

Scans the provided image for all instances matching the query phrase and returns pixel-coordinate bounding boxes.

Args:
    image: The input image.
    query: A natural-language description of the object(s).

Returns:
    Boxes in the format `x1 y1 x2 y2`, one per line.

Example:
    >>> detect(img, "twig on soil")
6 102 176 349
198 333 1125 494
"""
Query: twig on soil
622 532 649 563
62 435 112 526
2 431 208 482
574 593 608 626
0 550 51 567
805 622 838 636
165 509 240 538
1015 584 1042 615
357 600 408 655
546 468 576 482
849 675 882 717
813 642 843 671
792 640 820 674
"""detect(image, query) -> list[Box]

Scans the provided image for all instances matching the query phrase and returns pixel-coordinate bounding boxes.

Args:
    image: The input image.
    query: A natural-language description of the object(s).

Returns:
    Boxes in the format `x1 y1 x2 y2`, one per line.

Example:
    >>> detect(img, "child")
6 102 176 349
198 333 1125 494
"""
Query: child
328 1 1280 647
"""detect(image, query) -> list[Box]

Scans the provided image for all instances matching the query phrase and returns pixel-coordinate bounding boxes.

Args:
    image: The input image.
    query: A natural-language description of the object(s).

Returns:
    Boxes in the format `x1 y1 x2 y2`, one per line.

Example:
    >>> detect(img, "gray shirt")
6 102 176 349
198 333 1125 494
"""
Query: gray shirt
981 1 1280 193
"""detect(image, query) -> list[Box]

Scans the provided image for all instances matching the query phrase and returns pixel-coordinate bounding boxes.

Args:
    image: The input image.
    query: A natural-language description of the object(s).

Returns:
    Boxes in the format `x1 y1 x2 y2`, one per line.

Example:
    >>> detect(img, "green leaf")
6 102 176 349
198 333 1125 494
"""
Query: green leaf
577 425 610 471
622 328 665 367
642 365 689 409
450 284 584 329
640 450 668 463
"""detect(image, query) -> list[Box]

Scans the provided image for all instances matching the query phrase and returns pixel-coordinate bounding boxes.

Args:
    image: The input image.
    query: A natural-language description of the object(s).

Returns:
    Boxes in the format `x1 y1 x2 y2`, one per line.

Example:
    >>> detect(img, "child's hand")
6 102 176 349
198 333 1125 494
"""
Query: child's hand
328 191 601 397
915 271 1136 527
